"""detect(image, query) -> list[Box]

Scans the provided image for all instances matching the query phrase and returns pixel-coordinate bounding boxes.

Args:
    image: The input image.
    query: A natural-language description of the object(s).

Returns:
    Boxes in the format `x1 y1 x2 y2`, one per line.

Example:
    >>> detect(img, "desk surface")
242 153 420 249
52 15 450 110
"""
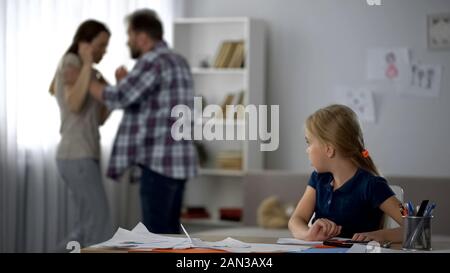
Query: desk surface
81 235 450 253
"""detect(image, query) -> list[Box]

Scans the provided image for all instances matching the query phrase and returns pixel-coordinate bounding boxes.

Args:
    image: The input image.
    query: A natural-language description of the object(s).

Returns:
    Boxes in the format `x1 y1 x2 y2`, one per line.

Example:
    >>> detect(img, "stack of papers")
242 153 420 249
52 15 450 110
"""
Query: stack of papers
89 223 253 251
89 223 311 253
90 223 192 249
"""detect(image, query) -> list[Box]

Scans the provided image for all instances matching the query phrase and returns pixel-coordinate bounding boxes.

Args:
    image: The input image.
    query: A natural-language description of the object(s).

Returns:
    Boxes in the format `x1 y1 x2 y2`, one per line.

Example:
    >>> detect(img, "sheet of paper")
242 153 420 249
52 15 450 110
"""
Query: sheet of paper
180 226 251 250
192 237 251 249
301 247 348 253
221 243 310 253
347 242 409 253
180 223 193 244
276 238 322 245
334 86 376 123
367 48 410 81
398 63 442 97
130 222 152 235
347 243 372 253
90 223 193 250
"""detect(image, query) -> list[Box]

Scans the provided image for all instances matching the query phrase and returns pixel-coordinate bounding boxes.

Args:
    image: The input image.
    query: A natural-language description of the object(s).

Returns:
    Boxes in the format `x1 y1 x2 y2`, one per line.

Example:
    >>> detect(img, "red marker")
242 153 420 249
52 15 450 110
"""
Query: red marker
399 203 407 216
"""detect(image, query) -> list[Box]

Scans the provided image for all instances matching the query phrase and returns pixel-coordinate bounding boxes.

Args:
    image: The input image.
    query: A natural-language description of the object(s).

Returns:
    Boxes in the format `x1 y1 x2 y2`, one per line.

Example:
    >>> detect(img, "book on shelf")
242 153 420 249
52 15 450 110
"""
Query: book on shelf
219 93 236 119
213 40 245 68
213 41 231 68
212 42 225 68
233 90 245 106
218 91 245 119
222 41 237 68
181 207 210 219
216 150 242 170
228 41 245 68
219 208 242 222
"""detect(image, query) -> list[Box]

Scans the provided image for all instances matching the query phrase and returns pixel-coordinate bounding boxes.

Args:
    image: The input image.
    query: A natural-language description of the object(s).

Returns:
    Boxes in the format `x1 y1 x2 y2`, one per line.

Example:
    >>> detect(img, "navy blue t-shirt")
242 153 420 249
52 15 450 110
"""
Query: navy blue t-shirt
308 168 395 238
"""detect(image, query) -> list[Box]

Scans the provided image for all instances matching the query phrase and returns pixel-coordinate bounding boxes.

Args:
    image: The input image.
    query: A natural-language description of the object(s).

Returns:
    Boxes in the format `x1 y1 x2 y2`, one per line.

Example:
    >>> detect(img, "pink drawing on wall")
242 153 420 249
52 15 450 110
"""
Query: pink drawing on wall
385 52 399 80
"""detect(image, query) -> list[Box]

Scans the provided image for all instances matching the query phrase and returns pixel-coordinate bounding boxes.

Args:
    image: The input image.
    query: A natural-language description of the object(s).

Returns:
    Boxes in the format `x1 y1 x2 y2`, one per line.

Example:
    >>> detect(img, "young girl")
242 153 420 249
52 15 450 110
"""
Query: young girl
288 104 403 243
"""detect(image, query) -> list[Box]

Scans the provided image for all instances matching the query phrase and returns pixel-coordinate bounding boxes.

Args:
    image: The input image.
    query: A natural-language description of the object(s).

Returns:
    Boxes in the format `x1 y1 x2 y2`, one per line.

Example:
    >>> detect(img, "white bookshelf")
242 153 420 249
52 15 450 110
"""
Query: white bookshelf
173 17 265 227
173 17 266 175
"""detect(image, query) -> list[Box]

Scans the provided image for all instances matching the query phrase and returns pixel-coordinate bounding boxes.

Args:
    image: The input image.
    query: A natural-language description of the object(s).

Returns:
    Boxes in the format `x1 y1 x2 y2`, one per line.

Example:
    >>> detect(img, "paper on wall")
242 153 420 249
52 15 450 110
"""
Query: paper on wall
398 63 442 97
334 86 376 123
367 48 411 81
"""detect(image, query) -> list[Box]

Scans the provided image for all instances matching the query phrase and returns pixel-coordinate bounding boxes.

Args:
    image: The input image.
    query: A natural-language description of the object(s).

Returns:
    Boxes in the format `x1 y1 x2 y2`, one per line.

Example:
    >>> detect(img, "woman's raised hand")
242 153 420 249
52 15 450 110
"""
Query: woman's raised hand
78 42 93 65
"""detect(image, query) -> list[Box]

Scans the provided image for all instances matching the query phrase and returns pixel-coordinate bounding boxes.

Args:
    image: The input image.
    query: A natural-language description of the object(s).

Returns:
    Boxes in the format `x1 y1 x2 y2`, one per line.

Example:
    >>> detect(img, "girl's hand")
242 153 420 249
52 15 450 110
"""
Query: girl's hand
305 218 342 241
352 231 383 242
78 42 93 64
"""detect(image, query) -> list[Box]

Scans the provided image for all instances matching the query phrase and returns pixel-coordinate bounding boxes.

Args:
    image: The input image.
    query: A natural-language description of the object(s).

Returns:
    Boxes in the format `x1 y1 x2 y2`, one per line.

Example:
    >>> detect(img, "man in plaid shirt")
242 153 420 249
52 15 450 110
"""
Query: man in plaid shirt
90 9 197 234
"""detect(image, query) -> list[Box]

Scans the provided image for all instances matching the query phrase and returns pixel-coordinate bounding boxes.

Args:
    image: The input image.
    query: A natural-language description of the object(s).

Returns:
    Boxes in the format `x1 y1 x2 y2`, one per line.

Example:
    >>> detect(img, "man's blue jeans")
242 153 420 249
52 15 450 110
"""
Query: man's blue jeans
139 166 186 234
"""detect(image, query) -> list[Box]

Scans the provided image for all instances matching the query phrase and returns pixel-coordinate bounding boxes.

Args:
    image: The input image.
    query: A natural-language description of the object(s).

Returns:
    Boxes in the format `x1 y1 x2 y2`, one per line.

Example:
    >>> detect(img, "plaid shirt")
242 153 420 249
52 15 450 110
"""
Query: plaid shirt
103 41 197 181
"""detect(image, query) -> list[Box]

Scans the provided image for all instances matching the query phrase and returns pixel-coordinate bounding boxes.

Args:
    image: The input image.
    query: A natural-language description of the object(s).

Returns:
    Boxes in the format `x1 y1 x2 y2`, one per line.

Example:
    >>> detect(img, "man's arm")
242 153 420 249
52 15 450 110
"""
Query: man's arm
95 71 111 125
89 80 106 102
89 61 159 110
99 104 110 125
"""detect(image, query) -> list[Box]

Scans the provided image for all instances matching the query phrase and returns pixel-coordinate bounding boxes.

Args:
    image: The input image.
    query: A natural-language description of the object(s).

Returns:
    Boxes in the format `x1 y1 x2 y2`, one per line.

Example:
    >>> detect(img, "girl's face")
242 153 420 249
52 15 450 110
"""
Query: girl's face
305 131 330 173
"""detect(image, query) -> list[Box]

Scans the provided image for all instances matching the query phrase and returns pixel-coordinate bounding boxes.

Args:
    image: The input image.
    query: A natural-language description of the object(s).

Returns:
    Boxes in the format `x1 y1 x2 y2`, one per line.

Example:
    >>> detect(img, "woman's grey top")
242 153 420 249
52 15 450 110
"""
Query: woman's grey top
54 53 102 159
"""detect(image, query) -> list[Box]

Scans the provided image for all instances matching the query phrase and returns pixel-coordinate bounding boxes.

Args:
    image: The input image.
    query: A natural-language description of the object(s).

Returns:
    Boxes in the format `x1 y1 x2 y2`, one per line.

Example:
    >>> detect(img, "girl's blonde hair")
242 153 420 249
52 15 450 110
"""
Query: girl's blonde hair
306 104 380 176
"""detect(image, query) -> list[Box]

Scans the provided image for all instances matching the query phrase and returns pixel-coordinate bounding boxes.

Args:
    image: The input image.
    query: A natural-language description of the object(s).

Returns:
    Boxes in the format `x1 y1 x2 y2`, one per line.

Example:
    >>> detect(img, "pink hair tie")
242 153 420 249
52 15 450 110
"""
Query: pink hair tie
361 149 369 158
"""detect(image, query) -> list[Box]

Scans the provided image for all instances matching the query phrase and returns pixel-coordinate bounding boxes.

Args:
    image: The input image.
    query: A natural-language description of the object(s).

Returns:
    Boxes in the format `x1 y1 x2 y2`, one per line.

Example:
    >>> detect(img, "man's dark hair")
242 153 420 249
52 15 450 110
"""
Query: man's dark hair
127 9 163 40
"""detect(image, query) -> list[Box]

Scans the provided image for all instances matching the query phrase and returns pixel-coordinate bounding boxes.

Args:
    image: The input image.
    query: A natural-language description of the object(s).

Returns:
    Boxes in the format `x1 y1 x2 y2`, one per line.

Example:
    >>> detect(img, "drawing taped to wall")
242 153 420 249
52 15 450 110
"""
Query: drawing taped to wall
385 52 399 80
334 87 376 123
367 48 410 82
398 64 442 97
428 13 450 50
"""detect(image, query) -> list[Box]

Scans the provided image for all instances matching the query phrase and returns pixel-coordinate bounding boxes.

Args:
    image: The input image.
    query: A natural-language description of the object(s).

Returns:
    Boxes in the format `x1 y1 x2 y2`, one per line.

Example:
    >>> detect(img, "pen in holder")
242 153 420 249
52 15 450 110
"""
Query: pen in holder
402 215 433 251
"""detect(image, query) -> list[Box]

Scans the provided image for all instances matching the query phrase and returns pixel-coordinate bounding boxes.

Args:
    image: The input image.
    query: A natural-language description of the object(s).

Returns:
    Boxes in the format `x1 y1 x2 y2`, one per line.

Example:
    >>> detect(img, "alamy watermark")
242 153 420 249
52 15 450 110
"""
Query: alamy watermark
171 97 280 152
66 241 81 253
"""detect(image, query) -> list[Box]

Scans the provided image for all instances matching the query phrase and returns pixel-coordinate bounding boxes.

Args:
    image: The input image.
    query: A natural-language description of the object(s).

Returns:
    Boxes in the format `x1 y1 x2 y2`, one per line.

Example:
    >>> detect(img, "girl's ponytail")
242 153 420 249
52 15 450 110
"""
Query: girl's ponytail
350 149 380 176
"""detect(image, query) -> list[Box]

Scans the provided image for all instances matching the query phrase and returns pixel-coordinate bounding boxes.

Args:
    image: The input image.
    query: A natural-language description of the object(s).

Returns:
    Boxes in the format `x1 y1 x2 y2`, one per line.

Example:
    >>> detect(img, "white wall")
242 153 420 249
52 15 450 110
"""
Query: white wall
184 0 450 177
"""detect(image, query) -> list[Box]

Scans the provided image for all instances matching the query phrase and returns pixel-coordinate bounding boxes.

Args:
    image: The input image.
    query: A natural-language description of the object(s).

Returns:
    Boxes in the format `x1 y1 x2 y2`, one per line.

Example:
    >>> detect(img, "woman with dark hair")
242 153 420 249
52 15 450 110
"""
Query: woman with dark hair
49 19 113 248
